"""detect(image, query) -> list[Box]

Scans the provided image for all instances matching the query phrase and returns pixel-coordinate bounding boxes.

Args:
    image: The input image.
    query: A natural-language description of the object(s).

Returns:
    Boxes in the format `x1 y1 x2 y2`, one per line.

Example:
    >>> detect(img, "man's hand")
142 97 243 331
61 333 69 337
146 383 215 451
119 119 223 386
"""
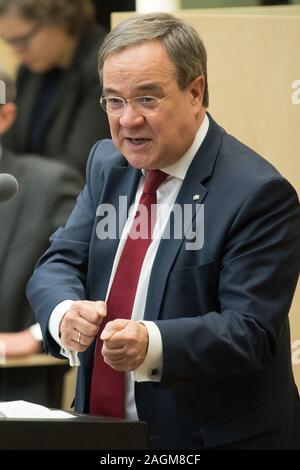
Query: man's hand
59 300 107 352
100 319 149 371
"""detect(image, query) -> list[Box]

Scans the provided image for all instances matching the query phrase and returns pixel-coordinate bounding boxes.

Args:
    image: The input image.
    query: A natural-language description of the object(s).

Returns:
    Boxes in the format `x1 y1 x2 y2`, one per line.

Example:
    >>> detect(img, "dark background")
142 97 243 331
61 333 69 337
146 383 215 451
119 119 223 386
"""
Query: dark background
92 1 135 30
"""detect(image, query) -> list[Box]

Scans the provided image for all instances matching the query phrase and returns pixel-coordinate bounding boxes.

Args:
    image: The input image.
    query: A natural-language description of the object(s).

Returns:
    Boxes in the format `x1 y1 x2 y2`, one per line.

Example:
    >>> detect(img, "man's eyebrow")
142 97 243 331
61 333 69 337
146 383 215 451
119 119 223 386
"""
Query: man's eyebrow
103 87 119 95
135 84 164 94
103 84 164 95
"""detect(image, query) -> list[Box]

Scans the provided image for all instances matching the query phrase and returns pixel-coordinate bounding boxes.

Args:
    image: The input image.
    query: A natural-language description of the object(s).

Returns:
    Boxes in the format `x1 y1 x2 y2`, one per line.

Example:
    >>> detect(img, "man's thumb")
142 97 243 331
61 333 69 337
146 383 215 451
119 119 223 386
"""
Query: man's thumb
100 319 129 341
95 301 107 320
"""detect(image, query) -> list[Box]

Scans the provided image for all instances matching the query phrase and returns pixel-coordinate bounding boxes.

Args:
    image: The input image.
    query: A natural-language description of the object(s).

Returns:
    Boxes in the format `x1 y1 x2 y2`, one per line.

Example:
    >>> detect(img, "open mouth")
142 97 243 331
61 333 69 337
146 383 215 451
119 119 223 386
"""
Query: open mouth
127 138 150 145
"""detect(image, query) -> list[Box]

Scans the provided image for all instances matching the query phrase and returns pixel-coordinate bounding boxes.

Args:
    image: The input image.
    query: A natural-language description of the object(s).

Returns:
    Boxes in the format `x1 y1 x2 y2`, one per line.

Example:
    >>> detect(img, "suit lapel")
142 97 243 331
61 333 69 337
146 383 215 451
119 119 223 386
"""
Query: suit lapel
144 115 224 321
143 175 207 321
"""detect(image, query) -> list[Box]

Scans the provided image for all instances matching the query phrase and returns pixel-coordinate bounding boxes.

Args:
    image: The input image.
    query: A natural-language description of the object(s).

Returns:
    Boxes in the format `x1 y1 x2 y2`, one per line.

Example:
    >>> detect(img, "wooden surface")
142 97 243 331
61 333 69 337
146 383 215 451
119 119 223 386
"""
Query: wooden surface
181 4 300 16
112 8 300 388
0 355 77 410
0 353 67 368
111 4 300 28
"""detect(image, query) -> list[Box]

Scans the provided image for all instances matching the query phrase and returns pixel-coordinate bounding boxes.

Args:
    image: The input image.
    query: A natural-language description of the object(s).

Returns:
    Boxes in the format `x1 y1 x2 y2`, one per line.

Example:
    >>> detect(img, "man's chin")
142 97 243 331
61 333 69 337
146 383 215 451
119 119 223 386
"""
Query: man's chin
123 156 145 169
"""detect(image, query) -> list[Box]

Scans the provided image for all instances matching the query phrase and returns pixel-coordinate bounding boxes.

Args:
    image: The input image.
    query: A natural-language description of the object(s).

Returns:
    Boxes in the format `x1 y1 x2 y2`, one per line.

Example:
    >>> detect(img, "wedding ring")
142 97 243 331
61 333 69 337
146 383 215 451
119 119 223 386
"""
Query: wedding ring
77 331 82 344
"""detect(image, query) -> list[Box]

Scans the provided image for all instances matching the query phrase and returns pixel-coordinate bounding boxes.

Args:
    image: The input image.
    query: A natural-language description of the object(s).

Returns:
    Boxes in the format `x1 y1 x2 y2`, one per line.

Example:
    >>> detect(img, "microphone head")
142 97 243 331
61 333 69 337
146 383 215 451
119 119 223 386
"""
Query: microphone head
0 173 19 202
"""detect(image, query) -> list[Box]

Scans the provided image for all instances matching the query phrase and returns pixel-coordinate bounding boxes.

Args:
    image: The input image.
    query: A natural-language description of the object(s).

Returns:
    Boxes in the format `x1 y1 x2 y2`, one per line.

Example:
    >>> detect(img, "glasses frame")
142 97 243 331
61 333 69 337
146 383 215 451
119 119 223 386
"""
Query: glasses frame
100 94 168 116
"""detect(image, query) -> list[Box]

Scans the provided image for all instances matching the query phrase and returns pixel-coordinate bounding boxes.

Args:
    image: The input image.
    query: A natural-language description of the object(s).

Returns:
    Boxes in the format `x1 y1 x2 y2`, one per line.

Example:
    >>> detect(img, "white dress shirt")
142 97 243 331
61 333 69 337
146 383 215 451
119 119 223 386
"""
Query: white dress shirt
48 114 209 419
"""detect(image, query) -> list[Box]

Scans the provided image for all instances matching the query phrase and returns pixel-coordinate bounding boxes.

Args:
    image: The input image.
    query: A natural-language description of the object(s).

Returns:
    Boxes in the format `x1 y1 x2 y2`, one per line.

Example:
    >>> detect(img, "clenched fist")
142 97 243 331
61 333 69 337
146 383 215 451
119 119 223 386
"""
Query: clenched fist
100 319 149 371
59 300 107 352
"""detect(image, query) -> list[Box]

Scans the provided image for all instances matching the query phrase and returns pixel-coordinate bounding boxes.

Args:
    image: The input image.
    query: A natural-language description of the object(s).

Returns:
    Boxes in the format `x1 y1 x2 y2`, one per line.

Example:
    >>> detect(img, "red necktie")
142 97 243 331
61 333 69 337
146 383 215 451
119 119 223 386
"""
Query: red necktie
89 169 168 417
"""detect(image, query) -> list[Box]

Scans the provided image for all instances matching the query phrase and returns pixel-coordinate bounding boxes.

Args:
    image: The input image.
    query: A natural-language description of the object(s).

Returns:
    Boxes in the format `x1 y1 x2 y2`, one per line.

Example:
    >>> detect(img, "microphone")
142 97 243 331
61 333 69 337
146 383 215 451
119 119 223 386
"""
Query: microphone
0 173 19 202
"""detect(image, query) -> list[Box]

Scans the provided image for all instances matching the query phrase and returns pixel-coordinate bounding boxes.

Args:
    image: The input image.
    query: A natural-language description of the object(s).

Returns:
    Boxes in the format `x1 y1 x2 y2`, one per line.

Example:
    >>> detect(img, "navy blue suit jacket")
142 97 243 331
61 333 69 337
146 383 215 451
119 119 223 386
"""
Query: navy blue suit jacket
27 115 300 449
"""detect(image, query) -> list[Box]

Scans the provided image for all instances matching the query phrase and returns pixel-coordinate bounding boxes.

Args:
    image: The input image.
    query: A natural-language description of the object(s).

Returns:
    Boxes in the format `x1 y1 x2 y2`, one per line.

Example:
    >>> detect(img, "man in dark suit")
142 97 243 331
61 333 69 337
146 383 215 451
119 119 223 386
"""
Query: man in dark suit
0 69 83 405
27 13 300 449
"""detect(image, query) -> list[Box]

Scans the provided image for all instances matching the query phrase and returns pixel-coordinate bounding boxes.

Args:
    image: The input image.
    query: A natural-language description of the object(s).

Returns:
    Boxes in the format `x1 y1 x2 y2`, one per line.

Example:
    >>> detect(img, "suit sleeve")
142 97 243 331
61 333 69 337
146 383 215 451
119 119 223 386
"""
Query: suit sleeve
26 143 100 356
157 177 300 384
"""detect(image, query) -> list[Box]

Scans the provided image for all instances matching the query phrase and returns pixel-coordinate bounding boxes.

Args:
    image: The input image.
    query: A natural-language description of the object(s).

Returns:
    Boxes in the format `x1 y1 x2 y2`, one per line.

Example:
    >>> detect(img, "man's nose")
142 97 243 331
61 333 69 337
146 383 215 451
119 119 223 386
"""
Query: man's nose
118 103 145 127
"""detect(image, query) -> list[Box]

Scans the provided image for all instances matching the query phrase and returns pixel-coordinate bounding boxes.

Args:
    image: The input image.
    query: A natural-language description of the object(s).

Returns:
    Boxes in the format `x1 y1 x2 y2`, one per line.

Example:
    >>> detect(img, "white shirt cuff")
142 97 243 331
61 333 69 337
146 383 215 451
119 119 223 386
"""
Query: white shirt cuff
29 323 43 342
48 300 80 367
133 321 163 382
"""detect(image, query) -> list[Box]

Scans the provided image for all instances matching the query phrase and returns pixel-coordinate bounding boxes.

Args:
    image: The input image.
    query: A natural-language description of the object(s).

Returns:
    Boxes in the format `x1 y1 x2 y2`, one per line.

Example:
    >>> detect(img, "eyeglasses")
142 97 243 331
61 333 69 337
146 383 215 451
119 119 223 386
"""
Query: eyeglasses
3 24 41 49
100 95 168 116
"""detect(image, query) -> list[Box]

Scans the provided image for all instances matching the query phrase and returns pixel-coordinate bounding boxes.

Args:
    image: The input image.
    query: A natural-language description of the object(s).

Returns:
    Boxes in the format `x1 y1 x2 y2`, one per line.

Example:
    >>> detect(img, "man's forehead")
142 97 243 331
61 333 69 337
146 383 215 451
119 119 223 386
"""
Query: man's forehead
105 40 163 57
102 44 176 91
103 41 172 69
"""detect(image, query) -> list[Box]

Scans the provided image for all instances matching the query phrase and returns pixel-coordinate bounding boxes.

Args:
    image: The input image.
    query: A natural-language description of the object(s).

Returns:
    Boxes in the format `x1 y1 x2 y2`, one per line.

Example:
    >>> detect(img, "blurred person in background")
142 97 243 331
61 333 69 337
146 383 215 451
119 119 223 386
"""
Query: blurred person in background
0 0 110 174
0 67 83 405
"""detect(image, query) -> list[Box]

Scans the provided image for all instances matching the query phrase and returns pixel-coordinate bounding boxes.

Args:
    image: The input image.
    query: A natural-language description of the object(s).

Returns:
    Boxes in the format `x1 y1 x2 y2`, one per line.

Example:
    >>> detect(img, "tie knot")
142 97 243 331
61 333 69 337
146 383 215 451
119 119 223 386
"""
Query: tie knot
143 169 168 195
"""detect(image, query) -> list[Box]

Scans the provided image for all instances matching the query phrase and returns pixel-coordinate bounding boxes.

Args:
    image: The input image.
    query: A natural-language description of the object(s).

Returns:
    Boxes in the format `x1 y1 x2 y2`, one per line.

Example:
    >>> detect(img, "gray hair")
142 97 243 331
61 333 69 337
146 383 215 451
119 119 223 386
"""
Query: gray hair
0 0 95 35
98 12 209 108
0 66 16 103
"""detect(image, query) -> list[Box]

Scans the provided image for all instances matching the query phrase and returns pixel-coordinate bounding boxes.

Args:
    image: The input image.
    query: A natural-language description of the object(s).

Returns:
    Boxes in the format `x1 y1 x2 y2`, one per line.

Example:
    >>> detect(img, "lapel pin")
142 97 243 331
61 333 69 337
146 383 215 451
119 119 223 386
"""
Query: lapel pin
193 194 200 201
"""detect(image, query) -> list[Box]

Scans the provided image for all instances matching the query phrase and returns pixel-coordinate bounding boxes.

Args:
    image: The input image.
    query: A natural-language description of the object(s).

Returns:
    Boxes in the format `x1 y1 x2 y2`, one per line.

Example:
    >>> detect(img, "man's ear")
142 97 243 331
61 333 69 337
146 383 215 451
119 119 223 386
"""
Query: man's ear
189 75 205 107
0 103 17 135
